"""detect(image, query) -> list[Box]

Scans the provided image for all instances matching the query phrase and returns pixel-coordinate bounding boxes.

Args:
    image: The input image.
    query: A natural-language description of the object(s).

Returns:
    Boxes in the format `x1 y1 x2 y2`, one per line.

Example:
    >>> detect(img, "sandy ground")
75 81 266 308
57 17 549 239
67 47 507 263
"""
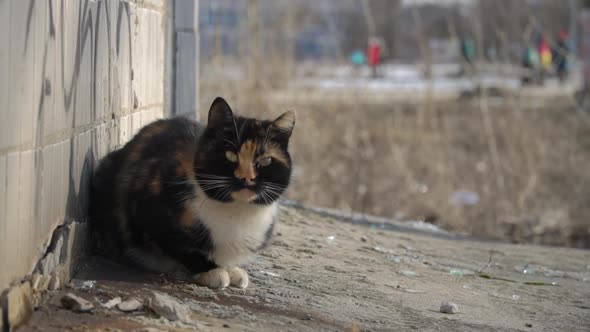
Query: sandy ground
23 204 590 331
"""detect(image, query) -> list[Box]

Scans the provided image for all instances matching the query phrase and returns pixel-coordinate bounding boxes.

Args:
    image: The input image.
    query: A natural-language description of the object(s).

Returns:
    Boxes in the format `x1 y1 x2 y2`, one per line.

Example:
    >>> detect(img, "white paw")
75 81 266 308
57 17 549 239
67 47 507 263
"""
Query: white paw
193 268 230 289
227 267 249 288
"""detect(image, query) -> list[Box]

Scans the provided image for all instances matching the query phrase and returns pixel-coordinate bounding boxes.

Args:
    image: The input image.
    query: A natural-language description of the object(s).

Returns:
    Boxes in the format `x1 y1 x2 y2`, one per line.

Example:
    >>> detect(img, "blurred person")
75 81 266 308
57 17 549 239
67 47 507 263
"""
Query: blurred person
538 35 552 81
351 49 367 77
553 31 570 82
521 45 540 85
460 37 476 75
367 37 381 78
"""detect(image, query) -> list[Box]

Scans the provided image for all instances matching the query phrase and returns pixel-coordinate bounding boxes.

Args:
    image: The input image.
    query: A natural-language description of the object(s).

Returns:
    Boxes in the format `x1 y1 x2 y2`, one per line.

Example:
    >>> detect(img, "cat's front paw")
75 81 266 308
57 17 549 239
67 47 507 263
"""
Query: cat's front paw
193 268 230 289
227 267 249 288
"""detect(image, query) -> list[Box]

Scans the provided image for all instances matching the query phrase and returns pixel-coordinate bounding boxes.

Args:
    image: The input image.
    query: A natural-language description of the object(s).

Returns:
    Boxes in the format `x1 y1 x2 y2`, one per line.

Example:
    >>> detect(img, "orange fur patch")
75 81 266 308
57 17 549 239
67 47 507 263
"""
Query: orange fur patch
175 148 196 179
180 205 197 227
235 140 257 180
149 172 162 195
126 121 169 165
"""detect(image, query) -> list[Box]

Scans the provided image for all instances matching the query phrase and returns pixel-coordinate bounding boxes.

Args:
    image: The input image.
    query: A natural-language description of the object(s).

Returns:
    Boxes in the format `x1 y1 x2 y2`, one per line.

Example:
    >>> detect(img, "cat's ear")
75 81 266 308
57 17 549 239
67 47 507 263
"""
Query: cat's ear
271 110 296 137
208 97 234 128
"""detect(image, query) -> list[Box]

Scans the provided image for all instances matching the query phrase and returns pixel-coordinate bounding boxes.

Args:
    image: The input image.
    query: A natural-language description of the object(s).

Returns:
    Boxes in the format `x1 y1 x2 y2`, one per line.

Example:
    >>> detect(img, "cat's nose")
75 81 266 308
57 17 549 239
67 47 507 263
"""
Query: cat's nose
240 177 256 186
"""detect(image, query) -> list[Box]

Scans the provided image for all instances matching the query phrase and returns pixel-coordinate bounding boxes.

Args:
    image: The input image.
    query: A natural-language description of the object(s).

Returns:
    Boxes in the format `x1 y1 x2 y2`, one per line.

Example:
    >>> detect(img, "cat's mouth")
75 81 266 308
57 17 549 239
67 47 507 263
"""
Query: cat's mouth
231 188 257 202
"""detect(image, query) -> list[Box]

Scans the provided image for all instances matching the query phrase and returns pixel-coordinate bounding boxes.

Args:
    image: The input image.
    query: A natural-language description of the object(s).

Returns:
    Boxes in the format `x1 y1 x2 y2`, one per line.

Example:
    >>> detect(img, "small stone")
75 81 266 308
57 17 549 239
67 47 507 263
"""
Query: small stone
398 270 417 277
48 274 60 290
31 274 51 292
223 323 230 328
60 293 94 312
102 297 122 309
117 298 143 312
439 301 459 314
302 313 313 320
360 236 368 242
525 323 533 328
6 282 33 330
148 291 190 322
70 279 96 290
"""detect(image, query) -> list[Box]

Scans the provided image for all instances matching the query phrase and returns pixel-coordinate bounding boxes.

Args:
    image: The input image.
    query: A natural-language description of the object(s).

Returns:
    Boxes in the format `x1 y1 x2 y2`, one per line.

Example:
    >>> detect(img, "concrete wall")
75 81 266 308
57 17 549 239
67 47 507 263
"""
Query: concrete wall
0 0 170 293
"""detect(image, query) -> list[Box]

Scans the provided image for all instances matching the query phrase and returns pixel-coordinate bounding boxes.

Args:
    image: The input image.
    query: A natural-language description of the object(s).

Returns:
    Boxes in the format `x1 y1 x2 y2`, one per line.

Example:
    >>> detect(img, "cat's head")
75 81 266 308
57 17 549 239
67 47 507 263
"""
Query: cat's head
195 97 295 205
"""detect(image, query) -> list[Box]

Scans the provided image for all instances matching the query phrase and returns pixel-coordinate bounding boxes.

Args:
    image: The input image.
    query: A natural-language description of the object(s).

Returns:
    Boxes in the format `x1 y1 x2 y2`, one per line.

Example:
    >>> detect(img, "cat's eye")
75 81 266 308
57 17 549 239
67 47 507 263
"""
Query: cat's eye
258 157 272 167
225 151 238 163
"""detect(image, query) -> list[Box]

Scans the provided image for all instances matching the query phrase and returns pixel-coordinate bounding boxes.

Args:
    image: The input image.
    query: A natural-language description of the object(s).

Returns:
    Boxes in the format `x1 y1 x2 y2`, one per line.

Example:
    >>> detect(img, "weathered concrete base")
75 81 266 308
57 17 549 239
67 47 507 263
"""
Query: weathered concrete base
0 221 87 331
20 205 590 331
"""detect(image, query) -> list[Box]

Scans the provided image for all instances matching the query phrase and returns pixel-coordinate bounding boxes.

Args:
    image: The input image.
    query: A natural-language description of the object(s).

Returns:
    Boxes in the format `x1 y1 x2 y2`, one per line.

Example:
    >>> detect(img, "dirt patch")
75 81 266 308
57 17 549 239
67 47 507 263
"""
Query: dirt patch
23 205 590 331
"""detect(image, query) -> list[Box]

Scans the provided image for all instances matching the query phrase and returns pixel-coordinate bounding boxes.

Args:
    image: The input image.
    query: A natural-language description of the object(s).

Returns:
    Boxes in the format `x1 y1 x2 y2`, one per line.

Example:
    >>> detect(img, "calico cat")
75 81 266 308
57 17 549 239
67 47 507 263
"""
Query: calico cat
89 97 295 288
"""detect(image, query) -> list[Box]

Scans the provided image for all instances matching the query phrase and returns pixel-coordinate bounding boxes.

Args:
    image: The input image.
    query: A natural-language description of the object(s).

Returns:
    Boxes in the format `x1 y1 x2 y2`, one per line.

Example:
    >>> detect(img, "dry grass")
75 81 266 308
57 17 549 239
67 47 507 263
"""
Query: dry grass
200 82 590 248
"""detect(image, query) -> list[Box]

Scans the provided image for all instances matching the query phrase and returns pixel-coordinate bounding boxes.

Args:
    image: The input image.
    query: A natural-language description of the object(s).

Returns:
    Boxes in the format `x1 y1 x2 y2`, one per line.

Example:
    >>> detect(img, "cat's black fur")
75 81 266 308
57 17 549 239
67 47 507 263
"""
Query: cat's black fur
89 97 295 282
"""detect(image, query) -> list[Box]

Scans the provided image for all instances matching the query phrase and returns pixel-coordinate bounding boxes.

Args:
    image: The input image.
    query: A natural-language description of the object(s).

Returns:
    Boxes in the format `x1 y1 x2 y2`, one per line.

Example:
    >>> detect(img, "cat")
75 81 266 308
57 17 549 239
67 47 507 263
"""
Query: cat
89 97 295 288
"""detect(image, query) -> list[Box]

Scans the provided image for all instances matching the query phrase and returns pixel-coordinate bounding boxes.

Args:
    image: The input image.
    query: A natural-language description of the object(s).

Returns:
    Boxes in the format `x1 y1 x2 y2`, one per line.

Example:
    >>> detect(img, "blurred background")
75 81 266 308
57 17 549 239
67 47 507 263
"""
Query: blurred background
199 0 590 248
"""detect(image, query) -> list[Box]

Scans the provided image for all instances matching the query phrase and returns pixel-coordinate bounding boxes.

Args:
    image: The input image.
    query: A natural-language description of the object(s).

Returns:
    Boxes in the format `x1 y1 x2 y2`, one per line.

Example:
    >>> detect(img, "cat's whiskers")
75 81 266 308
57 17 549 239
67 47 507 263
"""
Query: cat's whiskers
223 138 238 149
212 185 233 201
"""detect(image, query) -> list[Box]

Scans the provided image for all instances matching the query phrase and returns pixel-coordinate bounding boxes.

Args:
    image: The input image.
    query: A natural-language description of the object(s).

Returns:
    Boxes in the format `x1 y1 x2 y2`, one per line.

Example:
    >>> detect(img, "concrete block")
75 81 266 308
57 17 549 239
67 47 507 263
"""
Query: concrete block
119 115 130 146
117 2 133 111
97 124 107 160
0 0 8 149
141 109 153 126
132 112 142 136
74 29 93 128
18 151 35 271
56 141 66 220
94 0 108 123
6 153 21 273
29 0 48 144
154 11 165 105
144 0 166 9
145 11 155 106
49 0 62 134
41 146 53 226
0 155 7 289
79 131 92 215
50 144 60 225
61 139 72 220
5 282 33 330
133 8 152 109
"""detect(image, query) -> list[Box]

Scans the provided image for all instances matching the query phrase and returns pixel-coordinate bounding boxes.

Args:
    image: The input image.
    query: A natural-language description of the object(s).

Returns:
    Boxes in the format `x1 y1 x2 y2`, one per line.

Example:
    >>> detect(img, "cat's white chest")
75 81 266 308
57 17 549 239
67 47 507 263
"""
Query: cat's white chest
195 193 276 267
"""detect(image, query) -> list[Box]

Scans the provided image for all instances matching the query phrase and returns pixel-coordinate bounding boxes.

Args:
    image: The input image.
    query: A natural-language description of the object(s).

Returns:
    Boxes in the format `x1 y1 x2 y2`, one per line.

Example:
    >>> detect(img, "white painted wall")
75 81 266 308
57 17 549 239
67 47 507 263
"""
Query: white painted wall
0 0 171 291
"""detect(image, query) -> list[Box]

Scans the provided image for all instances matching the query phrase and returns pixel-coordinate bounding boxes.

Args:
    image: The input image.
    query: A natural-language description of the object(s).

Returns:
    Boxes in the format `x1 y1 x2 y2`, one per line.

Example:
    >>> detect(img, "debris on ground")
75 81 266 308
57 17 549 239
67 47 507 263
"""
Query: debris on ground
398 270 417 277
148 291 190 322
440 301 459 314
60 293 94 312
70 279 96 290
117 298 144 312
102 297 122 309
